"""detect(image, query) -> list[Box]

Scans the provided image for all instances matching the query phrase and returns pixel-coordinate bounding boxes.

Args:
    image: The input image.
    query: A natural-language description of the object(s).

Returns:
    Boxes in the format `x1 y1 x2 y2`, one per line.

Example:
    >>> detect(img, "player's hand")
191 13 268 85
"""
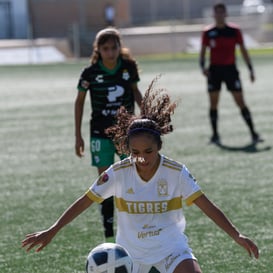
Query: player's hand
250 71 255 83
234 234 259 259
21 228 56 252
75 137 85 157
202 68 209 77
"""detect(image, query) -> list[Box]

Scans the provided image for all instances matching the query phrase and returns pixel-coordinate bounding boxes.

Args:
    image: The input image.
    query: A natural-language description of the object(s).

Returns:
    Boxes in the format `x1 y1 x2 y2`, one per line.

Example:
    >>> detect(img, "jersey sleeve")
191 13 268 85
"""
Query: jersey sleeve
127 60 140 83
236 28 244 45
180 165 203 206
86 167 115 203
201 29 209 46
77 67 91 92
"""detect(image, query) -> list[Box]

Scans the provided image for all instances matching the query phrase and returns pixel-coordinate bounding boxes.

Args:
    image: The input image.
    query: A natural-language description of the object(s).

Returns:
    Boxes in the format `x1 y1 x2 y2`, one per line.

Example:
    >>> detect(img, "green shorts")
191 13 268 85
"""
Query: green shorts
90 137 126 167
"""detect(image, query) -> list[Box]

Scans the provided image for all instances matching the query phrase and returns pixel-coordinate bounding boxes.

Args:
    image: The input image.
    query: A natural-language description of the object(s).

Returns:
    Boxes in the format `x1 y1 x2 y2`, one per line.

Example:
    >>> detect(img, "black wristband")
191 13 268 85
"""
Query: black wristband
200 59 205 70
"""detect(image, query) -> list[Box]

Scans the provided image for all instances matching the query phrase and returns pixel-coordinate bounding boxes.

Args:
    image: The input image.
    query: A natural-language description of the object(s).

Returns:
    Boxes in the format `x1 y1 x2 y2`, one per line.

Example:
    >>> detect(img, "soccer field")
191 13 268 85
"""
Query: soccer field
0 51 272 273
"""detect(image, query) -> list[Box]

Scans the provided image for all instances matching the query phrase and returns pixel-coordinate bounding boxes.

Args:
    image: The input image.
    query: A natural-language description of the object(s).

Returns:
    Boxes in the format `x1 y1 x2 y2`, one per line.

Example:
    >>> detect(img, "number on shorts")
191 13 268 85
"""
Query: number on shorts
91 140 101 152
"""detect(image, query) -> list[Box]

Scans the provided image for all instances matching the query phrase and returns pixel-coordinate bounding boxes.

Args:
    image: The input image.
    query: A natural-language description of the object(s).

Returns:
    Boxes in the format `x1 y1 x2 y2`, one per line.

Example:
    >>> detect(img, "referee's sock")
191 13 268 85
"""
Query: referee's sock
209 109 218 137
241 107 256 136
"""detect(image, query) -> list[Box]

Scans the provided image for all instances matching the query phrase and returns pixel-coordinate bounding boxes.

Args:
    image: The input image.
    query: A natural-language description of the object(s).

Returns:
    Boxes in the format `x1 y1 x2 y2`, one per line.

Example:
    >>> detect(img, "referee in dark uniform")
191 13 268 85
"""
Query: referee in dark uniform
199 3 262 144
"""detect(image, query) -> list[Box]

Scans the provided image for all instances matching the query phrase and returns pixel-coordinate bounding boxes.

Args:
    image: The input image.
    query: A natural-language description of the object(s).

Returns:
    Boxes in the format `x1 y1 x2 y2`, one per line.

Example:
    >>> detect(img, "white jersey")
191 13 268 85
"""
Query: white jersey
86 154 203 264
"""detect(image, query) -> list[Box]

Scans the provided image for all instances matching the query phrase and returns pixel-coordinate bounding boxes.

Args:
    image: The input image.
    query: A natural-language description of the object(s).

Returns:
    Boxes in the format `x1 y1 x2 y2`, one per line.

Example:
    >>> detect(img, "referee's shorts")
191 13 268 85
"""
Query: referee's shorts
208 64 242 92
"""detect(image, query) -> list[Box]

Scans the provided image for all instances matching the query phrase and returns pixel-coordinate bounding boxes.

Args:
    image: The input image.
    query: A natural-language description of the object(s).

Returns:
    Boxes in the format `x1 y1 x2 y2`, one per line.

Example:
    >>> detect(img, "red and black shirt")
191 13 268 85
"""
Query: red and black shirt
202 23 244 65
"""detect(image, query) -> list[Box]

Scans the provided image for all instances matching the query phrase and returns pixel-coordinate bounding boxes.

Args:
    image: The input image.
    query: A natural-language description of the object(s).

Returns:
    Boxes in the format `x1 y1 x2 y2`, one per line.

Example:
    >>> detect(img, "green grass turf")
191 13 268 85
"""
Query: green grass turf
0 52 272 273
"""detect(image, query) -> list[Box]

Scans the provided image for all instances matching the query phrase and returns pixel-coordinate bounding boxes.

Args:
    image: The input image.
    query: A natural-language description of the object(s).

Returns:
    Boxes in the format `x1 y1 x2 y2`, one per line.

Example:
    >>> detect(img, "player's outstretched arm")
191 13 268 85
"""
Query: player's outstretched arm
194 194 259 259
22 194 93 252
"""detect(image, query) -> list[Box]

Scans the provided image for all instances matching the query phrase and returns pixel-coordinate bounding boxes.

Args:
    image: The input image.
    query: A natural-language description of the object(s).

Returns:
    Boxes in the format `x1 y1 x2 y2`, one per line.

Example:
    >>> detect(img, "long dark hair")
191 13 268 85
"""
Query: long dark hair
90 27 135 64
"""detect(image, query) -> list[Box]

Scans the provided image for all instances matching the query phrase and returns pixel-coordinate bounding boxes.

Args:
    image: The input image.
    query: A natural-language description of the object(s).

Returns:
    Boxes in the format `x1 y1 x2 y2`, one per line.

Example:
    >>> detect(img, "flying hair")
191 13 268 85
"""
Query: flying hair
105 76 178 155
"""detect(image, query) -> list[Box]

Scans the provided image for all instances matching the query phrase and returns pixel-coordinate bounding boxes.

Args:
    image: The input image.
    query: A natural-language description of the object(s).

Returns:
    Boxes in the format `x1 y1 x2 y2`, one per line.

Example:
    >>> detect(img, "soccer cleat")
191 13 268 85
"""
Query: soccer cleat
210 133 221 145
252 133 264 144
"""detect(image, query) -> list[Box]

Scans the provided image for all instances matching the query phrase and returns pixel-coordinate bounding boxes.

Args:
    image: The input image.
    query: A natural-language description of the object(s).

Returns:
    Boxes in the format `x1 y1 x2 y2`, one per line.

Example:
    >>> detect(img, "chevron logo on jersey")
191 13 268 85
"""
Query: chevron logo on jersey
95 75 103 83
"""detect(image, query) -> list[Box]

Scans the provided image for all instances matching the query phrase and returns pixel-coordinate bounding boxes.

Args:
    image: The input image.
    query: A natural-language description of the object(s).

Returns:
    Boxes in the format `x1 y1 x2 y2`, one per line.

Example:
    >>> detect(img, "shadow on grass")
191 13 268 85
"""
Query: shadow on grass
213 142 271 153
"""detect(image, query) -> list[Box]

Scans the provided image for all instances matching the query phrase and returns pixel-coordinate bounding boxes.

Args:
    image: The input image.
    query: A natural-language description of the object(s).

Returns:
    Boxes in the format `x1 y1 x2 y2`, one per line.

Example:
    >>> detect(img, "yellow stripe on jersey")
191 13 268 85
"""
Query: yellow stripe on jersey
85 190 104 203
115 196 182 214
113 159 133 172
162 157 183 171
185 190 203 206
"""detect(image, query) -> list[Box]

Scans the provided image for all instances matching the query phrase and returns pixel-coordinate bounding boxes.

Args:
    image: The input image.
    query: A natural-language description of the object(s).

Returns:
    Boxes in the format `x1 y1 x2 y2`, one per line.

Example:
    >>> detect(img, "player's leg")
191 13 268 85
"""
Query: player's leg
226 66 262 143
207 66 222 144
90 137 116 242
173 259 202 273
231 91 262 143
154 235 201 273
208 91 221 143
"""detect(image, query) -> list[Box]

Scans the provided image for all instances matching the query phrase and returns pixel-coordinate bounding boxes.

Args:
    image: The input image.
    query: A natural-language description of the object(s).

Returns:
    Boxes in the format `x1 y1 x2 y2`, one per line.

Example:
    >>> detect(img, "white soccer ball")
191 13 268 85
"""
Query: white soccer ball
86 243 133 273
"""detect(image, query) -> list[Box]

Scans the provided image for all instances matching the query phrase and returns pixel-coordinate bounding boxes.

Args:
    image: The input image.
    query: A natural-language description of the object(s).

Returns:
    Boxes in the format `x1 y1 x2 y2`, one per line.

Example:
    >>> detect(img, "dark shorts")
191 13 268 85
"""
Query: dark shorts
208 65 242 92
